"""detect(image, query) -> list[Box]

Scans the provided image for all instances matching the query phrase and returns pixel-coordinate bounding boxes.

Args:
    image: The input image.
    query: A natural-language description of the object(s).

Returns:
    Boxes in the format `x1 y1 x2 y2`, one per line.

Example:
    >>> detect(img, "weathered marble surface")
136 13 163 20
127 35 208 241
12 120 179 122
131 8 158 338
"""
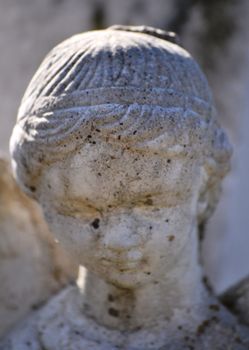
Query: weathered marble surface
2 285 249 350
1 26 248 349
1 0 249 304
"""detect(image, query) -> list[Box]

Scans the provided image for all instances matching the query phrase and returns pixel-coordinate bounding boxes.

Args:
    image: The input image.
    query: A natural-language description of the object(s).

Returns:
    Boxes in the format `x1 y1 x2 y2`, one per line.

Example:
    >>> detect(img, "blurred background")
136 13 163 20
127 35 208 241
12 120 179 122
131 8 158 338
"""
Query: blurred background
0 0 249 336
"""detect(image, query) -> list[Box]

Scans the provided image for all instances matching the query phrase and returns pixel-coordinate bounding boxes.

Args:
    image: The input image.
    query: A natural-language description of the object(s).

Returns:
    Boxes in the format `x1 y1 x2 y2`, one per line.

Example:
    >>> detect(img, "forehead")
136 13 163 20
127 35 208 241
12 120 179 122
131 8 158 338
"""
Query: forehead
41 142 200 205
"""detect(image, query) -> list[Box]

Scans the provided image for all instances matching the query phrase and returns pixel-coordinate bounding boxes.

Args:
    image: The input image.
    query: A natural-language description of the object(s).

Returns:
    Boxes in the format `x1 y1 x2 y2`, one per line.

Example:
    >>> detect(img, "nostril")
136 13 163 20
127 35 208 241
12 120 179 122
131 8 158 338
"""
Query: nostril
91 218 100 229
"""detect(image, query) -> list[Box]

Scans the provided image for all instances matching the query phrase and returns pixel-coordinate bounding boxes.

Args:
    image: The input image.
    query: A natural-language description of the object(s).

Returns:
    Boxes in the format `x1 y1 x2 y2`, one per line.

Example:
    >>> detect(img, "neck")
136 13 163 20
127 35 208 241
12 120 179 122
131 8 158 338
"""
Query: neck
76 227 209 332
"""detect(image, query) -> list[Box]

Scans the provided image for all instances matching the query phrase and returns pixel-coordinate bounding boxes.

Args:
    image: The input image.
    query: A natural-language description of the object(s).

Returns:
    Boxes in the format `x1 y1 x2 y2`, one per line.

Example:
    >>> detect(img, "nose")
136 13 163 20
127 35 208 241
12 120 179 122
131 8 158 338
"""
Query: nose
101 213 145 252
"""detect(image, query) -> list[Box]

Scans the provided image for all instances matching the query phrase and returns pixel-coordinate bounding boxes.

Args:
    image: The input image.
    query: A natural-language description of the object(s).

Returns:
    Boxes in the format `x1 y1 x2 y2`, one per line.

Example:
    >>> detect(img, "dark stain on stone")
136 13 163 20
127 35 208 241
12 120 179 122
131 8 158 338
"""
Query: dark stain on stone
235 336 243 344
209 304 220 312
202 275 213 293
168 235 175 242
144 198 153 206
196 319 210 335
108 294 115 302
196 316 218 336
198 222 206 242
108 307 119 317
91 218 100 229
38 155 44 163
31 300 43 310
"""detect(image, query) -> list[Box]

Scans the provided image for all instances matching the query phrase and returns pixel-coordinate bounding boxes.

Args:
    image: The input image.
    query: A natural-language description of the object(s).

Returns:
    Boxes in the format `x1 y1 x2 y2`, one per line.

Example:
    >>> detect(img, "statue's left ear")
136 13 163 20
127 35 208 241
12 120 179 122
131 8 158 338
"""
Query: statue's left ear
197 165 222 225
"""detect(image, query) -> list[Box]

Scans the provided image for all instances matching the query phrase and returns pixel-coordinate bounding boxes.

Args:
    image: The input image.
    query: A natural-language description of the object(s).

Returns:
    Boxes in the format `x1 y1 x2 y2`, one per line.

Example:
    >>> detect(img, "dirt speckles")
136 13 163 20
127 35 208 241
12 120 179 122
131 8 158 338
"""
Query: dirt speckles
202 275 213 293
196 316 218 336
144 198 153 206
91 218 100 229
108 294 115 302
29 186 36 192
196 319 211 335
108 307 119 317
209 304 220 312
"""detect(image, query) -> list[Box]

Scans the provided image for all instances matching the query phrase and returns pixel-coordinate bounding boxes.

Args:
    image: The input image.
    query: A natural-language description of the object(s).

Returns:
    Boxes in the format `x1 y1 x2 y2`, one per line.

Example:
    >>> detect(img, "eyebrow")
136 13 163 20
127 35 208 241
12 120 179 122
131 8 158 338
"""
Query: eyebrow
54 197 99 209
54 184 193 209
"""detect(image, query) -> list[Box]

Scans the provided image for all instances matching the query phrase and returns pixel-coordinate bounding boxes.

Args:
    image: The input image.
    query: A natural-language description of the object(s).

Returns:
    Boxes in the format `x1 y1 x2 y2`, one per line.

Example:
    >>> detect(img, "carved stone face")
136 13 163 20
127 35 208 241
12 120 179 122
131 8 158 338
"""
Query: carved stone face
37 140 203 289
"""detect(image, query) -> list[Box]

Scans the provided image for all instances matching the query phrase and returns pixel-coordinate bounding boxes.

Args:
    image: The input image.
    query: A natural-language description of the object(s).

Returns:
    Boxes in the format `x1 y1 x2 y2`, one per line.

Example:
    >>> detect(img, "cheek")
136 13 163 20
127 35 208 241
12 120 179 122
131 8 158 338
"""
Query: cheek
44 210 100 263
144 209 195 256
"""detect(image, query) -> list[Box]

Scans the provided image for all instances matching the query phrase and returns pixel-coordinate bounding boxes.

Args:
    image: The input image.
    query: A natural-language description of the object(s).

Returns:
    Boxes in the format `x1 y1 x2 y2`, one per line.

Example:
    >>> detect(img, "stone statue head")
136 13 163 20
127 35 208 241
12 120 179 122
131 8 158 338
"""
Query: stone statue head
10 26 231 288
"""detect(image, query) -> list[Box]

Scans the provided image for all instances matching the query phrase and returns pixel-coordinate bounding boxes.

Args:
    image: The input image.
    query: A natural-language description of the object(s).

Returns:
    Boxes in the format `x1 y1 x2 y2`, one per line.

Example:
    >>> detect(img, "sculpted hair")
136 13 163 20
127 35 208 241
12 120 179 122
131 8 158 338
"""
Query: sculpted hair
10 26 232 221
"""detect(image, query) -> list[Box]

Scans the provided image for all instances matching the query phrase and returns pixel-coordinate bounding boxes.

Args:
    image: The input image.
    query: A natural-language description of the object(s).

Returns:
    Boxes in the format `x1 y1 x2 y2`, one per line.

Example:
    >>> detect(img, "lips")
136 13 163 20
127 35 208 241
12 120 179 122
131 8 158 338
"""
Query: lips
100 249 144 271
101 258 142 271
